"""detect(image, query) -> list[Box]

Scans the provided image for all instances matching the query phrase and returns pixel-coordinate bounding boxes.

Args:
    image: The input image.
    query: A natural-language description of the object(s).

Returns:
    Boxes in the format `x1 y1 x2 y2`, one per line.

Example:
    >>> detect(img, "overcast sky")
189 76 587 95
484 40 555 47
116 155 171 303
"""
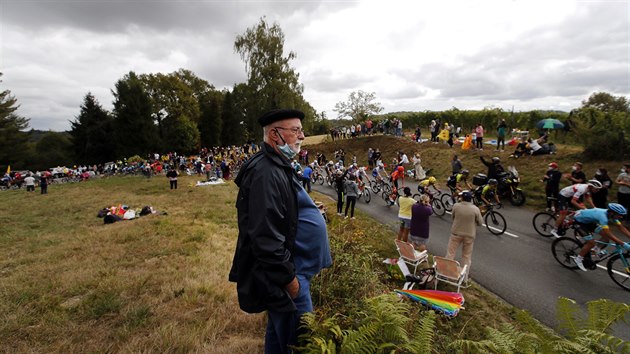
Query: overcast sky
1 0 628 131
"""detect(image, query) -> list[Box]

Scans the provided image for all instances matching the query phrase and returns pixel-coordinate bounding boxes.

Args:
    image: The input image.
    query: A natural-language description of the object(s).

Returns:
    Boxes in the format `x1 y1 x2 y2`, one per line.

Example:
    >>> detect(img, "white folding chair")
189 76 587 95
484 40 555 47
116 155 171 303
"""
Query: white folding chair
433 256 469 292
395 239 429 275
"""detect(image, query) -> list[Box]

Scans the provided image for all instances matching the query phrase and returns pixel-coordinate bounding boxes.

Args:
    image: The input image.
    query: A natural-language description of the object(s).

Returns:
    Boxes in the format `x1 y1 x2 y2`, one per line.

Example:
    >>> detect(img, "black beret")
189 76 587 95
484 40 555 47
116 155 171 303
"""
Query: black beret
258 109 305 127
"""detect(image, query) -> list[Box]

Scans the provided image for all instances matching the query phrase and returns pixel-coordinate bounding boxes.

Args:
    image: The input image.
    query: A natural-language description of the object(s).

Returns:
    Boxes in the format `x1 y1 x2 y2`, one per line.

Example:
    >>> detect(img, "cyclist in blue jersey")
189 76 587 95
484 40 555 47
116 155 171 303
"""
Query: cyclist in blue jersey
570 203 630 271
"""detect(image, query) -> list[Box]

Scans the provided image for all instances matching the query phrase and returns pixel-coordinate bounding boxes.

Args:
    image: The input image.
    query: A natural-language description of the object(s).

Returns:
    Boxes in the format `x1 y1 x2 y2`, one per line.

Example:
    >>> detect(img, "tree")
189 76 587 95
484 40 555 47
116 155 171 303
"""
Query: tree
234 18 312 139
221 89 245 145
162 115 200 154
572 92 630 160
333 90 384 121
581 92 630 113
32 132 74 171
198 90 223 147
0 73 30 171
69 93 115 164
112 72 158 158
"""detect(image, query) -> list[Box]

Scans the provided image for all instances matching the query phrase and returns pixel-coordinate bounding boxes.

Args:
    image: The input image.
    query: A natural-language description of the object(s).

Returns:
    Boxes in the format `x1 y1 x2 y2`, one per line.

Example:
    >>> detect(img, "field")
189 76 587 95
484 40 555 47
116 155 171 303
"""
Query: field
1 133 626 352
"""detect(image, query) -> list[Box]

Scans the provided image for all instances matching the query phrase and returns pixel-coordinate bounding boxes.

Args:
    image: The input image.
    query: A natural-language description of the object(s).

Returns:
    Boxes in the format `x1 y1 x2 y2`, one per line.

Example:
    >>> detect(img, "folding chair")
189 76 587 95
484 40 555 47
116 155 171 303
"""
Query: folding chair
394 239 428 275
433 256 469 292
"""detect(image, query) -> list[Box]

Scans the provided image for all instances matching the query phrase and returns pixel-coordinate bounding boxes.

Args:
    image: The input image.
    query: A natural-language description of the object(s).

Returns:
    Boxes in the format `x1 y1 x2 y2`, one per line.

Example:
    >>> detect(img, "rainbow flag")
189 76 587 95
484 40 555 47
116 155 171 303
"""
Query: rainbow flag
395 289 465 317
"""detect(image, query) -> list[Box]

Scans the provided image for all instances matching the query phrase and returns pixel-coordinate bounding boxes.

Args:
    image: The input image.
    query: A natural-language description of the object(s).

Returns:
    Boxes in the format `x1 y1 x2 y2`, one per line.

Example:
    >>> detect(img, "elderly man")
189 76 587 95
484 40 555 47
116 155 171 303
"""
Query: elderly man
446 191 483 277
229 109 332 353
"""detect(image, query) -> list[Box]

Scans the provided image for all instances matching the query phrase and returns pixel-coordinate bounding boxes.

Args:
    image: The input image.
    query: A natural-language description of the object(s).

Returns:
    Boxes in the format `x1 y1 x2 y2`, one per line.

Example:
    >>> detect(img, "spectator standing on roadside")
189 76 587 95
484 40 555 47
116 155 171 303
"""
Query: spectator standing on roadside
344 174 359 219
616 163 630 221
230 109 332 353
567 162 586 185
166 167 179 190
302 163 313 193
397 187 415 242
542 162 562 212
334 170 347 215
409 194 432 251
592 168 612 208
412 153 425 180
446 191 483 277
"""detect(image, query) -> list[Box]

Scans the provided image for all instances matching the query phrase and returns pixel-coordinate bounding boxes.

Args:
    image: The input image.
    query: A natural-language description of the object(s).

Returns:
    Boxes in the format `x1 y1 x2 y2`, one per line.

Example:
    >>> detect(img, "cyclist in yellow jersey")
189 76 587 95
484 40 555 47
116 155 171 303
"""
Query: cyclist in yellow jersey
419 176 441 199
479 179 501 207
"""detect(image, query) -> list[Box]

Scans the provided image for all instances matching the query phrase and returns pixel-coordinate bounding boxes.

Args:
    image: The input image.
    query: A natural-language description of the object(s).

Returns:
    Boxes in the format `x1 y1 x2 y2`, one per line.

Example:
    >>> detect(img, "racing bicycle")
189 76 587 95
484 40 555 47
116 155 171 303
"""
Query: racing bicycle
552 234 630 291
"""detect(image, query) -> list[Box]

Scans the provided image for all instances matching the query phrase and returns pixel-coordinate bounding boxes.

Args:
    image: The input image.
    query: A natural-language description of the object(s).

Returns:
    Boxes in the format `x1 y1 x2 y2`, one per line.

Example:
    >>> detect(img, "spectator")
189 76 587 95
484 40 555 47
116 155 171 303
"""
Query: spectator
542 162 562 212
40 172 49 194
302 164 313 193
166 167 179 190
496 119 507 151
334 170 347 215
229 109 331 353
446 191 483 278
567 162 586 185
397 187 415 242
412 153 426 180
24 173 35 192
409 194 432 251
592 168 612 208
616 163 630 221
475 123 484 150
451 154 462 175
344 174 359 219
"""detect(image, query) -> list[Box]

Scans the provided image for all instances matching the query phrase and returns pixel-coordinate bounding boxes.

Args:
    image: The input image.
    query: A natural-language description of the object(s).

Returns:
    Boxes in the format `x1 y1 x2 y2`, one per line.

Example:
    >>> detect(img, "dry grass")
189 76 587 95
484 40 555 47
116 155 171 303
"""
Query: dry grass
302 134 329 146
0 175 264 353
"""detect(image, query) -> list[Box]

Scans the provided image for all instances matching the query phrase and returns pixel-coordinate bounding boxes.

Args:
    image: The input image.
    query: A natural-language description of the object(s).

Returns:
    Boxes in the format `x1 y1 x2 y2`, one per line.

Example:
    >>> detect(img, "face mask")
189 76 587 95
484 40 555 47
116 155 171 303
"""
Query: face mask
595 170 602 176
622 168 627 173
572 166 577 171
275 128 299 160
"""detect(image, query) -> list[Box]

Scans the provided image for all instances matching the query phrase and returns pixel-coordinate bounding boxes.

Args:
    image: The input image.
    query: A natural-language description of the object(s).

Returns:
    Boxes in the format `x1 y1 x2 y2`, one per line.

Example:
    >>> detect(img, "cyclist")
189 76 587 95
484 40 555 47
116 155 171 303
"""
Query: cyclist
418 176 441 200
569 203 630 271
551 180 602 237
476 179 501 210
447 169 472 194
387 166 405 205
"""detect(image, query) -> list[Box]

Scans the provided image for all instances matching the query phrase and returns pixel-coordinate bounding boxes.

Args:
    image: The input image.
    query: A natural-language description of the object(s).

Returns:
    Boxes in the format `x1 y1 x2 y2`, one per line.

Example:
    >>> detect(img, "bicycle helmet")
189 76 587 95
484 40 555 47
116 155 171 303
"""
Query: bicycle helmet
461 169 469 175
488 178 498 185
327 161 334 166
428 176 437 184
397 166 404 172
608 203 627 215
587 179 603 189
492 157 500 163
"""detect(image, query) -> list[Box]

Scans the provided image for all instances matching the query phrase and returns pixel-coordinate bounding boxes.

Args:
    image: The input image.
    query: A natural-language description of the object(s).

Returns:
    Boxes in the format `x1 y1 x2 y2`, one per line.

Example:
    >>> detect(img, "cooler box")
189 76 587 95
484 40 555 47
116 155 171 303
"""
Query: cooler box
473 173 488 186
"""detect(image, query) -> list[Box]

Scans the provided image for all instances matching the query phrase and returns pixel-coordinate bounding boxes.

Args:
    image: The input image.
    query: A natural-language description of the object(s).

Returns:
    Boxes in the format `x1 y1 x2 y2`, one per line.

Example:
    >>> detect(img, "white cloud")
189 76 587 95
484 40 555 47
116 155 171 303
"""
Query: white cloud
0 0 627 130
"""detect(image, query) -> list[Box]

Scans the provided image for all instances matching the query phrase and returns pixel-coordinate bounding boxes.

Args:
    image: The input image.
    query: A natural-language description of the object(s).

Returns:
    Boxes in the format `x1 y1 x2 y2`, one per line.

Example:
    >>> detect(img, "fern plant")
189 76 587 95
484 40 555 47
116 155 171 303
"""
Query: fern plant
448 297 629 354
298 294 437 353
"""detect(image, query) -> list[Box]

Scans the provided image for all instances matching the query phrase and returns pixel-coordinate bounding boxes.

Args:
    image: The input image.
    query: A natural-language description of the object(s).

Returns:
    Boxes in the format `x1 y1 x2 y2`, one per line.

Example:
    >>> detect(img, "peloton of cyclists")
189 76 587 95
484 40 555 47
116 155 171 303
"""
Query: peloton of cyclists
567 203 630 271
551 180 602 238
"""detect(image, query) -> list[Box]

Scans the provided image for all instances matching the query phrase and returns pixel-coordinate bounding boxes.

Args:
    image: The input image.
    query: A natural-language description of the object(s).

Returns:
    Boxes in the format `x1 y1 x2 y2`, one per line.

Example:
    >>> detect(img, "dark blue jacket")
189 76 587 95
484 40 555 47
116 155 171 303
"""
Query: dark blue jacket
229 142 299 313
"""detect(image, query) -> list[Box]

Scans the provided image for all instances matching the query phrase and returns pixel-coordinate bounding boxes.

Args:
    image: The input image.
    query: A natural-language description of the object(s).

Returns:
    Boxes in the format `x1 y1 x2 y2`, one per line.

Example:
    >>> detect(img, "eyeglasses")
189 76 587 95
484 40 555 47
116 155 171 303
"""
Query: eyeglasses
274 126 305 136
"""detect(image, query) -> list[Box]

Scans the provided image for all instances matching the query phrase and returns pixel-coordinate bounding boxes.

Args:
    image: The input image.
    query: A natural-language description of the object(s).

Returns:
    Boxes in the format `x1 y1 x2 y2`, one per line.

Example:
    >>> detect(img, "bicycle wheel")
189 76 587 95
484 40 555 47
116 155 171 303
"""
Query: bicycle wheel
532 212 557 238
607 253 630 291
370 180 381 193
382 183 391 195
317 175 325 185
412 193 422 203
551 237 582 269
431 198 446 216
363 189 371 204
441 193 454 212
484 211 506 235
381 191 390 202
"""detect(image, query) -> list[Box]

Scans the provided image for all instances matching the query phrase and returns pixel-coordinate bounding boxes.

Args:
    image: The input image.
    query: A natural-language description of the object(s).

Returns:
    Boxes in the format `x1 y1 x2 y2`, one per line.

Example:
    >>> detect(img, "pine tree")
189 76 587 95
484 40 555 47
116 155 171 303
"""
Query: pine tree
70 93 115 164
0 73 30 171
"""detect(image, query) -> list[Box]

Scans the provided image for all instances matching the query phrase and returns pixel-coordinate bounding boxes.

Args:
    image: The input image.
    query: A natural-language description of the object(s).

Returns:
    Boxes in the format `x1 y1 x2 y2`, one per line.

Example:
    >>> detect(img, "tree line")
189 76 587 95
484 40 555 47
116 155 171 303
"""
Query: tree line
0 18 330 171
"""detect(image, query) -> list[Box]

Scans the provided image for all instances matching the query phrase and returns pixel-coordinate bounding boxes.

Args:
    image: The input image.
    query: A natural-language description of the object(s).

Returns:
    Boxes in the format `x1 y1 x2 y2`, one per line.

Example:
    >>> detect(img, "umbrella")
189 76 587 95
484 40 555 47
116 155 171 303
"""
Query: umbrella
536 118 564 130
395 289 465 317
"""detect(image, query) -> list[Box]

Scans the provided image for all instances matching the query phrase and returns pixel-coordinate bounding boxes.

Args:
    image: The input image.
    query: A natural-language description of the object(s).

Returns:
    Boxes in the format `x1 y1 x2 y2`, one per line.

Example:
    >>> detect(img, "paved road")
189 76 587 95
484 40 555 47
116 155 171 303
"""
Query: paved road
312 183 629 336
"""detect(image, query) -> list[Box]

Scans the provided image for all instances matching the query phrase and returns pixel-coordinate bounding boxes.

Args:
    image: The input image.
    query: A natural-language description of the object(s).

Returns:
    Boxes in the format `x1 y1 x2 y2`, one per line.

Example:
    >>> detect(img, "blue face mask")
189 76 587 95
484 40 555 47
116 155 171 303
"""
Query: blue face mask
275 129 298 160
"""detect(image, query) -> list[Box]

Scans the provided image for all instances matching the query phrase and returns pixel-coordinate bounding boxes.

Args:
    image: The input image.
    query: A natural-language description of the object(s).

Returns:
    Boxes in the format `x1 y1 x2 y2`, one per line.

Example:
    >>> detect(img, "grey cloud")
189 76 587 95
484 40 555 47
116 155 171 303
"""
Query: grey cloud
302 68 375 92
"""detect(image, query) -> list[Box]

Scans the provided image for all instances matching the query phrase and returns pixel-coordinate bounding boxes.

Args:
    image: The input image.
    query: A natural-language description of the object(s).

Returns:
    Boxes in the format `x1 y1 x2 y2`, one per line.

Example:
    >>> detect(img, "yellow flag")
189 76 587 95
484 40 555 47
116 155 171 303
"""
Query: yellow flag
6 165 10 174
